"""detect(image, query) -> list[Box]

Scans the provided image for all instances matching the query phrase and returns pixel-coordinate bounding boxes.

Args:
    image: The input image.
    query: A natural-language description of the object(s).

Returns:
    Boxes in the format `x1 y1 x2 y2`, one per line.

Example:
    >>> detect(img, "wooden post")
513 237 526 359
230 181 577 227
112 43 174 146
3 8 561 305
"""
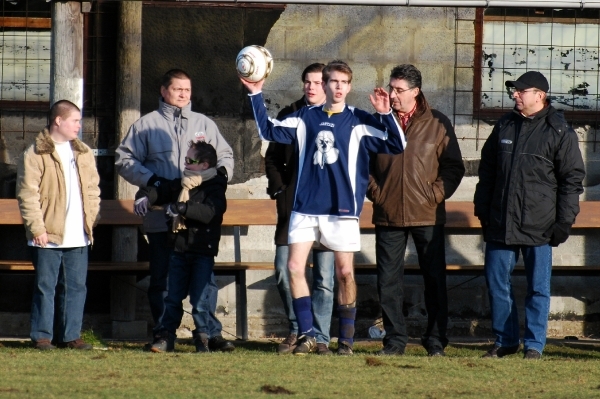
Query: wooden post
50 1 84 109
111 1 146 339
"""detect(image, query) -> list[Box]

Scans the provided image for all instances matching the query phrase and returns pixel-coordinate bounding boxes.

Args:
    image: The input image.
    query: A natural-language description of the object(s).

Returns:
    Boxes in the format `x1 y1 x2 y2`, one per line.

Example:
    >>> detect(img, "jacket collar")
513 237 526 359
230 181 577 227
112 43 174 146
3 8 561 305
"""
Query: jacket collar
395 100 432 129
512 102 551 122
34 128 88 155
158 97 192 120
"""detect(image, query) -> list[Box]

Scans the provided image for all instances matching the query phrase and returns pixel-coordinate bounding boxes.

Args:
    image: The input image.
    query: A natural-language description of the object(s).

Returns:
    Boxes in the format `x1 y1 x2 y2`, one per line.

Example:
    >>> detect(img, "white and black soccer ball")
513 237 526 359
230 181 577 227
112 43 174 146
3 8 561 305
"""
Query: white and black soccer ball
236 45 274 83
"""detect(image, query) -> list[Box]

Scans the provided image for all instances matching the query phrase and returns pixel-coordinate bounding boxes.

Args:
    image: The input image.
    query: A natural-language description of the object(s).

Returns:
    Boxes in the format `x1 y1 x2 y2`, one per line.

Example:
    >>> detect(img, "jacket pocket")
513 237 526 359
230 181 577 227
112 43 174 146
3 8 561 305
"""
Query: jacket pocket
147 136 173 157
520 187 556 232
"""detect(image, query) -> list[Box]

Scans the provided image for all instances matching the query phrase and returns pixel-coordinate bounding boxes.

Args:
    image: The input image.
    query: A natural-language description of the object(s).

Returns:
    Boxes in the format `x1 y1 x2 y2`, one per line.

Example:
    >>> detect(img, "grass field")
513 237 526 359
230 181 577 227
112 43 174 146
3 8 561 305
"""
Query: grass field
1 336 600 398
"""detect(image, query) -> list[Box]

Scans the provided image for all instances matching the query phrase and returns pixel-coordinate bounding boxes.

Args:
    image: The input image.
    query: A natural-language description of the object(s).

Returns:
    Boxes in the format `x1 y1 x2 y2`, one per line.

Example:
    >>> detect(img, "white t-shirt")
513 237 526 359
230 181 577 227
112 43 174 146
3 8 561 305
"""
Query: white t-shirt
29 140 89 248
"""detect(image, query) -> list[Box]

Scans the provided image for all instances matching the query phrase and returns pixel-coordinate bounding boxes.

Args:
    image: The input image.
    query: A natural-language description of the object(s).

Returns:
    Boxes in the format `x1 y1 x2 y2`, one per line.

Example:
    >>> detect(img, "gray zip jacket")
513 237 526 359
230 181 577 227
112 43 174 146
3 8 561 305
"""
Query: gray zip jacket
115 98 234 232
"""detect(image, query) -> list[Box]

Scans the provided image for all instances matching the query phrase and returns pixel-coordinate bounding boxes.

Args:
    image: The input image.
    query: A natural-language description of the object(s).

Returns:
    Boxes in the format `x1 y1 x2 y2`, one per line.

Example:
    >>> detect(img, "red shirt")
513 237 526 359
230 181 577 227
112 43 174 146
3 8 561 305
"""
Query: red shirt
397 103 417 131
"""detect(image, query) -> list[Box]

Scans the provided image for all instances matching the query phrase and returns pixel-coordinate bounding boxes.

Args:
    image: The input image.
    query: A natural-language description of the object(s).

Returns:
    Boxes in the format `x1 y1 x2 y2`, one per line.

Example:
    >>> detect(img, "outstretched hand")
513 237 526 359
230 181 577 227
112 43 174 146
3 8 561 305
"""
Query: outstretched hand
239 77 265 94
369 87 391 113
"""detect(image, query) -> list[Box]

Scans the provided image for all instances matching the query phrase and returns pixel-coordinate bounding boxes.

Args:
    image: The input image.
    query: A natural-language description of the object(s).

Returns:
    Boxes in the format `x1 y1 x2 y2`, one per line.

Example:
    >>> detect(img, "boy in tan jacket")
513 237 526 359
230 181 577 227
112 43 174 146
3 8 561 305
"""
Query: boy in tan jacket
17 100 101 350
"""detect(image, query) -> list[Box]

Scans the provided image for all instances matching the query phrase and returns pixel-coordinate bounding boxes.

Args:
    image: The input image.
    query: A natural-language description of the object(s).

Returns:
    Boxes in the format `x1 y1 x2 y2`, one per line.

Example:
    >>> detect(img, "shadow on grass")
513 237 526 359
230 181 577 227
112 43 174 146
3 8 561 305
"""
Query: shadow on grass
0 340 31 349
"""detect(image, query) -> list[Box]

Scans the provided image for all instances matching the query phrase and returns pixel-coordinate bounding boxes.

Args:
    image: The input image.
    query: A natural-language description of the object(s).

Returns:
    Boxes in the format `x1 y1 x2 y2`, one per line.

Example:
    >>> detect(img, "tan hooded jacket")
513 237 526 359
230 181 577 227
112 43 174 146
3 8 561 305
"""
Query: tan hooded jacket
16 129 101 245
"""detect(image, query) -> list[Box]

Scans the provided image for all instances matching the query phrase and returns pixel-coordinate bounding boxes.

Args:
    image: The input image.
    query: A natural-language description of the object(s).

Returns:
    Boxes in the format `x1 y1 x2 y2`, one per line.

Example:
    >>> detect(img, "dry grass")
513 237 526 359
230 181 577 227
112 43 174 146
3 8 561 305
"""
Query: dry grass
0 339 599 398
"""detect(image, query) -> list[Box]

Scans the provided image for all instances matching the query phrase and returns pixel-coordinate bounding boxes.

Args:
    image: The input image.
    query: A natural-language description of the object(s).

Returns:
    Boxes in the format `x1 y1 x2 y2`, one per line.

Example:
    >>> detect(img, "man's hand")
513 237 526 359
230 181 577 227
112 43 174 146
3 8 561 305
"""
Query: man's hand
134 197 149 216
33 232 48 248
369 87 391 113
549 223 571 247
166 202 187 218
239 77 265 94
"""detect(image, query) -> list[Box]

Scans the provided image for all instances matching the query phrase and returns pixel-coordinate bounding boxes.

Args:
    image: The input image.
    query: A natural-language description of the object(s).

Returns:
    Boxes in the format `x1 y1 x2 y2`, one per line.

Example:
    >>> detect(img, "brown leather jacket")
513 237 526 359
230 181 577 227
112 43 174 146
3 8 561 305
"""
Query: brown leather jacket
367 102 464 227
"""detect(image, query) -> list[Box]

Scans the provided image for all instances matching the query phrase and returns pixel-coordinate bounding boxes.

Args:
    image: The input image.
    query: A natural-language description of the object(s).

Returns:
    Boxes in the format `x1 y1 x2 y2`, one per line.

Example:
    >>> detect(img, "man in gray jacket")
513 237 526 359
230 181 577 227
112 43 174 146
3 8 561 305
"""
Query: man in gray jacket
115 69 234 351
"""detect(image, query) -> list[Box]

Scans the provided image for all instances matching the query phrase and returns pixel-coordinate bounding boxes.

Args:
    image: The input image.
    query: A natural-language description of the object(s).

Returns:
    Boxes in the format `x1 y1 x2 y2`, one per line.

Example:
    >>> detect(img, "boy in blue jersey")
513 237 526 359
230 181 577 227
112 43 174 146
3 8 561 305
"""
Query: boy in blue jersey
241 60 404 355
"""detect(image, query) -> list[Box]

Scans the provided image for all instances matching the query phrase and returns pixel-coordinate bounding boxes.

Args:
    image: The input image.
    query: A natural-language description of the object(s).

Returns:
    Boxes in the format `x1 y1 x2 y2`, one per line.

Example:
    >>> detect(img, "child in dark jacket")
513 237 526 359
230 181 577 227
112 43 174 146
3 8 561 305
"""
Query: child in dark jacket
139 141 233 353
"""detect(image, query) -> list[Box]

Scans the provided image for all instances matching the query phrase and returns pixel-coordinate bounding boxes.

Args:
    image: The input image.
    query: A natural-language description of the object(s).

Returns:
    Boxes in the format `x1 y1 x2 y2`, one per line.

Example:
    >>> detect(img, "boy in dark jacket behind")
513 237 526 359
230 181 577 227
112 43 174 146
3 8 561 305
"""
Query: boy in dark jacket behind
139 141 233 353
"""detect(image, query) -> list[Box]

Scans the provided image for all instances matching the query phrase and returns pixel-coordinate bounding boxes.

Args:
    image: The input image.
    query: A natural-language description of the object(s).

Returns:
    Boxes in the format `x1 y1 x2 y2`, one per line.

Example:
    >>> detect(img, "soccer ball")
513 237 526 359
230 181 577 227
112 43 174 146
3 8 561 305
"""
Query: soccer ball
236 45 274 83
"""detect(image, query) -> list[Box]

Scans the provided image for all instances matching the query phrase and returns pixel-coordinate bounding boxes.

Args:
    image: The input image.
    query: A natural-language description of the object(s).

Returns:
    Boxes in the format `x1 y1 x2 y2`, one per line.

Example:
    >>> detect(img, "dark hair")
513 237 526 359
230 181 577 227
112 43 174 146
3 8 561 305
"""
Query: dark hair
301 63 325 82
322 60 352 83
49 100 80 125
161 69 192 89
390 64 422 89
389 64 428 112
188 141 217 168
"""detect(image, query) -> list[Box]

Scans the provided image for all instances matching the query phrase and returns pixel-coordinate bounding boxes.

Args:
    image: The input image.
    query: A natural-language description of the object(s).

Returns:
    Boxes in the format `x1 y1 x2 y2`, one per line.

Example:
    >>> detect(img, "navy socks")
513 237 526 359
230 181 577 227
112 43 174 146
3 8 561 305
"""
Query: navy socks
338 304 356 346
292 296 315 337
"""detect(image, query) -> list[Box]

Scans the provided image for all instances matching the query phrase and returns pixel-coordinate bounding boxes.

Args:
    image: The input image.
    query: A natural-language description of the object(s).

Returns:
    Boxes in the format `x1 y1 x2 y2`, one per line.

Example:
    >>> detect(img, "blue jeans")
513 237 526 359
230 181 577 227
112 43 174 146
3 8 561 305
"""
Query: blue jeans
147 233 221 335
159 251 222 337
274 245 335 344
484 241 552 354
30 246 88 343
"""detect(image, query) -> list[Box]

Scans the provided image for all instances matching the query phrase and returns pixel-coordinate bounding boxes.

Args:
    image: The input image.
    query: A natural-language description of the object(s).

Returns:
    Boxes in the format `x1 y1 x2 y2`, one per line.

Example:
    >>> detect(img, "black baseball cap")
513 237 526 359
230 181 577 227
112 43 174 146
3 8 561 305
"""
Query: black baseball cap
506 71 549 93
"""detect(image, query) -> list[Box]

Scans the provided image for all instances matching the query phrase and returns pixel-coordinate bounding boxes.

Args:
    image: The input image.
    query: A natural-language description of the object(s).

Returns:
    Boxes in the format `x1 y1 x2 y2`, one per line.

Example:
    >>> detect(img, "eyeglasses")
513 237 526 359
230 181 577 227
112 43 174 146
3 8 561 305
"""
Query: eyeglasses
387 85 414 95
508 87 539 95
185 157 202 165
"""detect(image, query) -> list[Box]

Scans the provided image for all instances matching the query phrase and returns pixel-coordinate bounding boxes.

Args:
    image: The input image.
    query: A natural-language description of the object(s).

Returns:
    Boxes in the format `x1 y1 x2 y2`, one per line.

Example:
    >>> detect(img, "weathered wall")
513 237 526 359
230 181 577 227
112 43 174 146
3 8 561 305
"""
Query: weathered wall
1 5 600 340
206 5 600 340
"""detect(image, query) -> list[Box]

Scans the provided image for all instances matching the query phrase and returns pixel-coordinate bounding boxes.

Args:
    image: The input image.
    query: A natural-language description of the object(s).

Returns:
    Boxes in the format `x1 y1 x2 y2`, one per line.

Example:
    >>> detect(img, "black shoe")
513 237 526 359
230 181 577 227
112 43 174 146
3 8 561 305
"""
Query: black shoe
482 344 519 358
293 336 317 355
193 332 210 353
524 349 542 360
337 340 353 356
208 335 235 352
428 348 446 357
377 343 405 356
278 333 298 354
150 332 175 353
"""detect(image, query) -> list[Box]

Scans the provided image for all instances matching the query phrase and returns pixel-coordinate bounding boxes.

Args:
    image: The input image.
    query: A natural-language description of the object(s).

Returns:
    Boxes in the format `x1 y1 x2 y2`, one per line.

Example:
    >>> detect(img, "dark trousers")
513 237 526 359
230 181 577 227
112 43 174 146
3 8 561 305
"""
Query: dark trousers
375 224 448 350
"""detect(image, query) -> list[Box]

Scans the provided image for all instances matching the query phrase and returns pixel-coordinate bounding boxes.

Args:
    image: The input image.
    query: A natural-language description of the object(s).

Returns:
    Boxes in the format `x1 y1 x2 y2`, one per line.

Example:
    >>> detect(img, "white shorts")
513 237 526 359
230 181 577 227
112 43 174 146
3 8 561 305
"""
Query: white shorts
288 212 361 252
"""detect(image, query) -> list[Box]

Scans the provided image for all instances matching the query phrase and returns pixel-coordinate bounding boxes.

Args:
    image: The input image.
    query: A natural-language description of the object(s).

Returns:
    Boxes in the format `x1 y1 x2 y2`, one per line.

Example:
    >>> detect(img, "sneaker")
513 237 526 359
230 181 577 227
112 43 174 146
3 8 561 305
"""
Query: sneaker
34 339 56 351
58 338 92 350
524 349 542 360
482 344 519 358
337 340 353 356
428 348 446 357
316 343 333 355
143 333 162 352
208 335 235 352
278 333 298 354
150 332 175 353
377 343 405 356
293 336 317 355
193 332 210 353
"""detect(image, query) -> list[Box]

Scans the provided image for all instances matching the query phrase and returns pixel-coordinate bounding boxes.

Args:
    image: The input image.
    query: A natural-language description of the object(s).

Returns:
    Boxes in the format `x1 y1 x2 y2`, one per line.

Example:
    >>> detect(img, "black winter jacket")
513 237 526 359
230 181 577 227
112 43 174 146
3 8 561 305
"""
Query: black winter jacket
141 174 227 256
264 97 306 245
473 105 585 246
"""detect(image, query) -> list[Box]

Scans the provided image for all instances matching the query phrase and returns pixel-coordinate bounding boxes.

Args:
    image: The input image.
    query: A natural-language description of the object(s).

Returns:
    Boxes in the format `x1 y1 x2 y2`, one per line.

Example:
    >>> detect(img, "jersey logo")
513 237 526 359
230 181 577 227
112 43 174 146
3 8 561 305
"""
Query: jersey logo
313 130 339 169
501 139 512 144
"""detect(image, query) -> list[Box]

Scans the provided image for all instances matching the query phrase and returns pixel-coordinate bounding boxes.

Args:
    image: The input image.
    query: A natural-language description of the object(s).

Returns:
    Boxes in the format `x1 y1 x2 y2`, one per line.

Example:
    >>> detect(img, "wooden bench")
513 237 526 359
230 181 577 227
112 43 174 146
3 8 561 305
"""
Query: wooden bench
1 199 600 340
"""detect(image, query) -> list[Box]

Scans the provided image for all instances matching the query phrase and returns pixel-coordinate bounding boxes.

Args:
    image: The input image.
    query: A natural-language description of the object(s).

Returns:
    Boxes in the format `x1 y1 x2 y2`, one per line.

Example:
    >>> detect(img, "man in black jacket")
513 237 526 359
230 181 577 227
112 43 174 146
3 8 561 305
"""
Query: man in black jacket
474 71 585 360
264 63 335 355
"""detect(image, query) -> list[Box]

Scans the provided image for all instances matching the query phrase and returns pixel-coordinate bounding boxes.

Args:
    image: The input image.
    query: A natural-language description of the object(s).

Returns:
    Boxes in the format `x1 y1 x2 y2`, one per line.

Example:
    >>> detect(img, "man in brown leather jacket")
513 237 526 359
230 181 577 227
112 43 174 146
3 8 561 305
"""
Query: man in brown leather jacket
367 64 464 357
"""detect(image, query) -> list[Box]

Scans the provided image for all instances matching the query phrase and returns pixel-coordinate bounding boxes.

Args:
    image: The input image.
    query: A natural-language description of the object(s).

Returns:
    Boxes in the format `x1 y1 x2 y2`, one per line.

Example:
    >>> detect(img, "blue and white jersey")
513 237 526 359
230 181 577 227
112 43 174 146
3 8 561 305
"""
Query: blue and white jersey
250 92 405 218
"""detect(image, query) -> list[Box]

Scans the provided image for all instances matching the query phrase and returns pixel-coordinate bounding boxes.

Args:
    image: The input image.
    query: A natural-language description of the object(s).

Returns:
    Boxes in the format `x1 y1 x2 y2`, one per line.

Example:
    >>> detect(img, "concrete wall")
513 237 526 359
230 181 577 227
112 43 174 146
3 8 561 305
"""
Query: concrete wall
201 6 600 340
1 6 599 340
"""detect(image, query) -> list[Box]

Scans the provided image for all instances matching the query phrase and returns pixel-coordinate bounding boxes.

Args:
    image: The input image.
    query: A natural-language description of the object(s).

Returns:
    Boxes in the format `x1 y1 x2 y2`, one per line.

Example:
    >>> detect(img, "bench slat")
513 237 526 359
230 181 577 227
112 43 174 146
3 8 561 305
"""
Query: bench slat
1 260 599 275
1 199 599 228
